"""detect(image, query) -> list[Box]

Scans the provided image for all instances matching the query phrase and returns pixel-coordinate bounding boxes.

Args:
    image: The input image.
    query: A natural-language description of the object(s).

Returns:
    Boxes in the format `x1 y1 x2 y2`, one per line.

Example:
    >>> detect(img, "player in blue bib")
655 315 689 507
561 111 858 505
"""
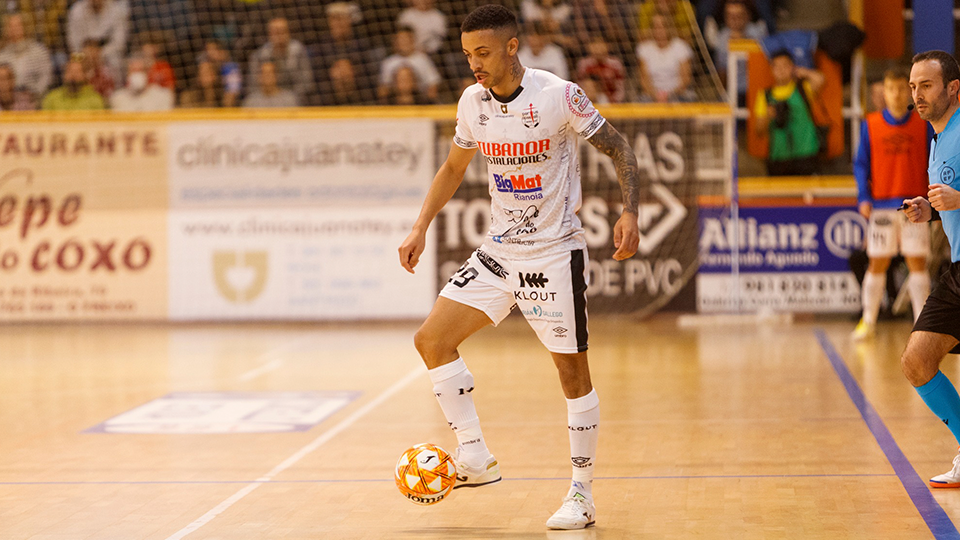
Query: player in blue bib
902 50 960 488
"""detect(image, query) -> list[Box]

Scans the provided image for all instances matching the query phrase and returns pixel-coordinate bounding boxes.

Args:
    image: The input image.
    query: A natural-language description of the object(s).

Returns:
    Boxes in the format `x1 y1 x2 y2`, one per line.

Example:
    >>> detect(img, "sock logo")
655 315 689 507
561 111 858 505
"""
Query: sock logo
571 456 592 468
944 418 950 426
569 424 598 432
464 438 481 446
459 386 474 395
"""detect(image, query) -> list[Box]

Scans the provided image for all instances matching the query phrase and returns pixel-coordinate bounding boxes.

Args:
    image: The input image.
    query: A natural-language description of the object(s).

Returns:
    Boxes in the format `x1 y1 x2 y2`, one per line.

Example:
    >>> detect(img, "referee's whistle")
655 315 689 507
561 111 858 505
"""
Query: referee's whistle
897 202 911 211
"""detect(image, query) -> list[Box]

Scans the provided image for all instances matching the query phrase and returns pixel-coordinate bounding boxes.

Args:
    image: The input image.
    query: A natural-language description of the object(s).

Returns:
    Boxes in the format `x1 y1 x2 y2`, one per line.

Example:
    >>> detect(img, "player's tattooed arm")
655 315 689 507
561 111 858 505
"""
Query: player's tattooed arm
587 122 640 215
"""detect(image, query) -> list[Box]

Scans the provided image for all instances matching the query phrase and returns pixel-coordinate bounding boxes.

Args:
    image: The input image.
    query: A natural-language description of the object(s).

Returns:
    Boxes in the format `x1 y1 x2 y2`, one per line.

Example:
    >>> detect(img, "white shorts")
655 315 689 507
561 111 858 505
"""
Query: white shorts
866 209 930 258
439 248 589 354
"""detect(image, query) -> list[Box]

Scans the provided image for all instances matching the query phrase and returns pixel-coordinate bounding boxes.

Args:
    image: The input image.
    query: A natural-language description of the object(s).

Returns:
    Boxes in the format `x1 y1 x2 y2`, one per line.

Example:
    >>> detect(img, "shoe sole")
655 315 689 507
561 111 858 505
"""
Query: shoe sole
930 481 960 488
547 520 596 530
453 476 502 490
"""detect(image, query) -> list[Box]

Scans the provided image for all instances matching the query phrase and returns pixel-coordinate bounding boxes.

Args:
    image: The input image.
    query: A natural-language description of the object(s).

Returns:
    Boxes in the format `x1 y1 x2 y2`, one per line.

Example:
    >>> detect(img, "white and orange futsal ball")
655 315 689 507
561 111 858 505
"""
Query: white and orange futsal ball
395 443 457 505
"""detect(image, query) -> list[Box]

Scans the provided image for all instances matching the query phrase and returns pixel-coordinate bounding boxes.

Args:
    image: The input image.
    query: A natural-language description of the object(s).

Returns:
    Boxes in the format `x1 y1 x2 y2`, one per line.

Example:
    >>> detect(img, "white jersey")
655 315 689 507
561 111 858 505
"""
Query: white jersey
453 68 606 260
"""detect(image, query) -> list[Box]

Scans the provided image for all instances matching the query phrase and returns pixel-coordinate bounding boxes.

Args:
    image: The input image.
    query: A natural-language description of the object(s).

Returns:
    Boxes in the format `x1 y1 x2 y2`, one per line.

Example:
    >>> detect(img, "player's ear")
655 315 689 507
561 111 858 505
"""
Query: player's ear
951 78 960 100
506 36 519 56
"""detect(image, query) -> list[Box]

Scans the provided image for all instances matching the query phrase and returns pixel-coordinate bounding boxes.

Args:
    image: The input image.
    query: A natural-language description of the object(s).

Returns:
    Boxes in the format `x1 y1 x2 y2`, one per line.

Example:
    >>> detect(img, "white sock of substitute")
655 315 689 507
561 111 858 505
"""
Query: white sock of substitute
907 271 931 322
861 271 886 326
427 358 489 465
566 388 599 498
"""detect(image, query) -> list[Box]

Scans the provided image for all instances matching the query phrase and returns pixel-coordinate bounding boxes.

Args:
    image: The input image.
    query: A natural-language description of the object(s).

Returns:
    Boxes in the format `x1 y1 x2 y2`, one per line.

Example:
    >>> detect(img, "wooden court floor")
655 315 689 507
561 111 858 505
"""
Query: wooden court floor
2 314 960 539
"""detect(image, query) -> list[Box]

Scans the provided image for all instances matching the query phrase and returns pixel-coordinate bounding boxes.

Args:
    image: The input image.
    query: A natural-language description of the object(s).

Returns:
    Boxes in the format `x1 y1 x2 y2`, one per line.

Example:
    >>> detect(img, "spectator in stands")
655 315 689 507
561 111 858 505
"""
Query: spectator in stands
638 0 694 41
378 27 440 103
575 35 626 103
0 14 53 99
15 0 70 60
322 57 369 106
243 61 298 107
520 0 574 49
67 0 129 72
382 65 433 105
636 14 695 102
198 40 241 106
41 55 105 110
129 0 197 45
752 50 825 176
312 2 378 106
571 0 635 64
81 39 116 100
397 0 447 56
110 54 174 111
517 22 570 81
138 34 175 90
248 17 313 104
578 75 609 104
0 63 39 111
179 60 227 108
712 0 766 105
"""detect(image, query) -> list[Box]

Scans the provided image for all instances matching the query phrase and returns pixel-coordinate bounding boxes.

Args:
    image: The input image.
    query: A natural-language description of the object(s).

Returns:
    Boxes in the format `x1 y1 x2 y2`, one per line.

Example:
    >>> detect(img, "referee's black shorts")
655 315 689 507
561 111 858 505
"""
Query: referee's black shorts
914 261 960 353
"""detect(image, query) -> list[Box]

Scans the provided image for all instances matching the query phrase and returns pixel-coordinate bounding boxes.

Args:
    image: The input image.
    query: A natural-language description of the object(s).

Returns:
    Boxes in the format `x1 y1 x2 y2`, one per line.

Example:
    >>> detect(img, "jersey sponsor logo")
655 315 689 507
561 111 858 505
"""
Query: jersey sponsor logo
566 83 593 118
522 103 540 128
493 173 543 200
476 249 508 278
479 139 551 167
493 204 539 243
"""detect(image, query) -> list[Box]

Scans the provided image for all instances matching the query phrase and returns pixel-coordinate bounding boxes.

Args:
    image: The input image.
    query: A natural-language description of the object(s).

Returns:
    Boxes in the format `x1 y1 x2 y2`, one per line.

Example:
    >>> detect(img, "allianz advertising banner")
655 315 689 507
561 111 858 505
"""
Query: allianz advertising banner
697 205 866 313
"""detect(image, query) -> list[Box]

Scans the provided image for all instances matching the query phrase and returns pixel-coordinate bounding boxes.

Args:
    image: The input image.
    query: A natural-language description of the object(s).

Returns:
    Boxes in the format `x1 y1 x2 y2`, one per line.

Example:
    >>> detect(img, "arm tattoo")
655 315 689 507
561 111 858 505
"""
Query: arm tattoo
587 122 640 214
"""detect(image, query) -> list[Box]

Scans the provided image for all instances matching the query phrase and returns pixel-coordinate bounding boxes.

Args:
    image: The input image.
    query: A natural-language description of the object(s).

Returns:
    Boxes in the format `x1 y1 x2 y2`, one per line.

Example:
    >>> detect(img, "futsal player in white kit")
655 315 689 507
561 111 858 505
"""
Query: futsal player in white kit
398 4 643 530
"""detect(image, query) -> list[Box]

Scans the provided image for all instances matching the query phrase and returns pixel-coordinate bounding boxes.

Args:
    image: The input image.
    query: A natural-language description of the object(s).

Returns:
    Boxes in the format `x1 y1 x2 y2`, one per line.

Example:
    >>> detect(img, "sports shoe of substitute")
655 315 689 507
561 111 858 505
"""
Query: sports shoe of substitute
851 319 876 341
546 491 596 530
452 447 501 489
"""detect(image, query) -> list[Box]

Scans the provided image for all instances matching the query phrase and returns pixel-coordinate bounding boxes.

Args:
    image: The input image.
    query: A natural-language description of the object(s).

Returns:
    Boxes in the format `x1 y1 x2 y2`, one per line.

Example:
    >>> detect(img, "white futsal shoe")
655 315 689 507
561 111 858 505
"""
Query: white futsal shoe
546 491 596 530
452 447 501 489
930 450 960 488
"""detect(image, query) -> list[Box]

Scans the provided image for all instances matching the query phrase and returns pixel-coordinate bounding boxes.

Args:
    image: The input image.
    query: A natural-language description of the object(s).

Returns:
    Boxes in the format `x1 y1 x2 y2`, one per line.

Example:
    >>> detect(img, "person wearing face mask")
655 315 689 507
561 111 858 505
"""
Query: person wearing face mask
41 54 105 110
110 53 174 111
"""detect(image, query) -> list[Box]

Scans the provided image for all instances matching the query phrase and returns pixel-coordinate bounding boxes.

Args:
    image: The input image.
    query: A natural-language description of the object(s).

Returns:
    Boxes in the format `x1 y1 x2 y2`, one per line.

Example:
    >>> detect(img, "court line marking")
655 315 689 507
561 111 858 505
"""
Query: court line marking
816 329 960 540
0 473 898 487
164 365 424 540
237 335 317 382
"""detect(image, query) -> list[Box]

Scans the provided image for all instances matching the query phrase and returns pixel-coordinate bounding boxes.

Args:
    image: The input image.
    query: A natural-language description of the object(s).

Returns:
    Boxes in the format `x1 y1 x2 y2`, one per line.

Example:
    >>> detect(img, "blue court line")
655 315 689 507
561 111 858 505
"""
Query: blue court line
816 329 960 540
0 473 896 486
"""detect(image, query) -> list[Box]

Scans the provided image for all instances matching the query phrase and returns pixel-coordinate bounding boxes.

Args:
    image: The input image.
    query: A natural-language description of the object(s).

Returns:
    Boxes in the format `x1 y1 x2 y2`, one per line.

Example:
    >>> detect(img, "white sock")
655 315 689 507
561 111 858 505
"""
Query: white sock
427 358 489 465
566 388 599 498
861 271 886 326
907 271 931 322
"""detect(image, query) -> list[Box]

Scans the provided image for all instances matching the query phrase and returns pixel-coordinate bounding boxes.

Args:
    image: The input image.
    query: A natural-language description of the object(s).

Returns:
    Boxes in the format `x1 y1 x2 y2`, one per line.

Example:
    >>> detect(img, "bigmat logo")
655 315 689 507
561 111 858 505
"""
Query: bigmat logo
493 173 542 199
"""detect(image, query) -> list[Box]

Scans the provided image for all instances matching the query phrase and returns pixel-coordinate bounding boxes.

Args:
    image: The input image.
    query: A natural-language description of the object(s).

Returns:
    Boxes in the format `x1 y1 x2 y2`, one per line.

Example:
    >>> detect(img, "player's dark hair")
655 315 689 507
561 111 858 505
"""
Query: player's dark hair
461 4 518 38
883 65 910 83
912 50 960 88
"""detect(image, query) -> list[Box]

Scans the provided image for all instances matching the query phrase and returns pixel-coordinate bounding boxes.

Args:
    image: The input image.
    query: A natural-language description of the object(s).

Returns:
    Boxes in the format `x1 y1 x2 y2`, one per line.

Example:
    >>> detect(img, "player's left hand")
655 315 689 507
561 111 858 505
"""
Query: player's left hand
929 183 960 212
612 211 640 261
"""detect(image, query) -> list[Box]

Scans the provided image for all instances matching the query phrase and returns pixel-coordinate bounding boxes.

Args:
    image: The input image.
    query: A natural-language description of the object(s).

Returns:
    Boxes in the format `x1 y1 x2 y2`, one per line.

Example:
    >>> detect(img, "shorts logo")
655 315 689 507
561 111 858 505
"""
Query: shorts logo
553 326 567 335
518 272 549 288
476 249 508 278
522 103 540 128
942 164 956 185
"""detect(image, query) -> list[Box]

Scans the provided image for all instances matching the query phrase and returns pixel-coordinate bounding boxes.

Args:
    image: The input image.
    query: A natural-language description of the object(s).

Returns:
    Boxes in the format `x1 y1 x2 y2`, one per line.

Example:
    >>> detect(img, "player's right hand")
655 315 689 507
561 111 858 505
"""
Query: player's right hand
858 201 872 219
902 197 931 223
398 229 426 274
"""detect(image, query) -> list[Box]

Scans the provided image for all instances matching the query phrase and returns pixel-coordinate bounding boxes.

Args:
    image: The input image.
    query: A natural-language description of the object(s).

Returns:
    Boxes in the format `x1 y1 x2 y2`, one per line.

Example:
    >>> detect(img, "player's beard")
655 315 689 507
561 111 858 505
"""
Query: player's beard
917 91 951 122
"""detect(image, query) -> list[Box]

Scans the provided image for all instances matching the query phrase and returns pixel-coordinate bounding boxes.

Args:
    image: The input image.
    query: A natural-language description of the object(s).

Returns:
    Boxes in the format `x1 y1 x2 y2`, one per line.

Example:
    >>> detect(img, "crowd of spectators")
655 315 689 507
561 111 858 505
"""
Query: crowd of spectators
0 0 788 111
